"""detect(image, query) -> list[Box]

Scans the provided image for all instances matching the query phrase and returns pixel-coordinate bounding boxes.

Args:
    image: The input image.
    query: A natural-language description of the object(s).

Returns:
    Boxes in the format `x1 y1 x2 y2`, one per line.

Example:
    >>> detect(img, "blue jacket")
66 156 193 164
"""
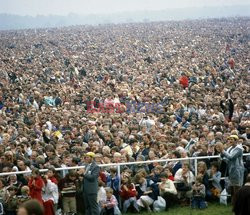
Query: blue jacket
207 170 222 191
106 175 120 194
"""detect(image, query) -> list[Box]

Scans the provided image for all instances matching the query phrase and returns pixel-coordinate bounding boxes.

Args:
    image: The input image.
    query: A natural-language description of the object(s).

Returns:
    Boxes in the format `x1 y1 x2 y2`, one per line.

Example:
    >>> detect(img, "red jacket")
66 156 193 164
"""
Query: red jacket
168 175 174 181
49 176 58 185
179 76 189 88
120 183 137 200
28 176 44 204
99 171 107 183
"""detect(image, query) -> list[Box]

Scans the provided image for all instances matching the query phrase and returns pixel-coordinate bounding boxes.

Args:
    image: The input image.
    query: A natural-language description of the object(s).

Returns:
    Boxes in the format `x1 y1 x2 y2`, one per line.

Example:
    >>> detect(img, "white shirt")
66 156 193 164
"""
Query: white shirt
97 186 107 204
42 179 59 204
159 179 177 196
174 169 195 184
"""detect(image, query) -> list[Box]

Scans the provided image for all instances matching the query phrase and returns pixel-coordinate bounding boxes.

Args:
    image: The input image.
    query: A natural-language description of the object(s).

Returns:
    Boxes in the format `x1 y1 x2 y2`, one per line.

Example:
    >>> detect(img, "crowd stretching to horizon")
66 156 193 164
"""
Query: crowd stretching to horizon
0 17 250 215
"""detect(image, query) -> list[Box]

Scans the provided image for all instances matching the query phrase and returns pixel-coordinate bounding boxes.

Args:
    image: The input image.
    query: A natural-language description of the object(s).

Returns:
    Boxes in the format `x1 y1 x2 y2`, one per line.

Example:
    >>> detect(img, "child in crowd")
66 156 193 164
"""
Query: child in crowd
191 175 207 209
42 174 59 215
58 171 78 215
101 187 120 215
47 167 59 185
149 165 163 183
4 186 18 215
106 167 120 204
197 161 210 198
17 186 31 208
120 172 139 213
163 167 174 181
97 179 107 214
207 161 222 200
28 168 44 204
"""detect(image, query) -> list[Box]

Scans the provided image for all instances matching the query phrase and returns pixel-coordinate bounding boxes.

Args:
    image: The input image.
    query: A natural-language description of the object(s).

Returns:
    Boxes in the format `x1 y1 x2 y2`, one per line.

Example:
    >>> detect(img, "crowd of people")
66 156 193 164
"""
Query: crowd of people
0 17 249 215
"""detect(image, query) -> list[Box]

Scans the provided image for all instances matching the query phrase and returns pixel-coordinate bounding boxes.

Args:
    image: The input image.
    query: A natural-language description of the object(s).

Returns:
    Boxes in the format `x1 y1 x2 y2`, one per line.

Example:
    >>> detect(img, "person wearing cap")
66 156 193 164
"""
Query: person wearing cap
215 135 245 204
82 152 100 215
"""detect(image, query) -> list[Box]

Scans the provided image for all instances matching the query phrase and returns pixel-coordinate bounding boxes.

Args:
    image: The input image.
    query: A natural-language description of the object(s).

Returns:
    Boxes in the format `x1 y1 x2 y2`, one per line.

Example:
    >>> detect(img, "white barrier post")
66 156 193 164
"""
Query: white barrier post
117 164 122 209
194 158 198 176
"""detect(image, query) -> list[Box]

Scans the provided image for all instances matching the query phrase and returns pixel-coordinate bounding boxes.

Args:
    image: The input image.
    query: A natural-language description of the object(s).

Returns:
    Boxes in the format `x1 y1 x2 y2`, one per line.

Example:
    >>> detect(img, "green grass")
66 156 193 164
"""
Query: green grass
127 203 233 215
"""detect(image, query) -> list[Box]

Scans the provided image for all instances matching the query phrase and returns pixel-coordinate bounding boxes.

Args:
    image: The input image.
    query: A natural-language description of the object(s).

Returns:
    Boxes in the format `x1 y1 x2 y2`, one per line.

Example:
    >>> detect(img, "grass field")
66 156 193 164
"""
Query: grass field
127 203 233 215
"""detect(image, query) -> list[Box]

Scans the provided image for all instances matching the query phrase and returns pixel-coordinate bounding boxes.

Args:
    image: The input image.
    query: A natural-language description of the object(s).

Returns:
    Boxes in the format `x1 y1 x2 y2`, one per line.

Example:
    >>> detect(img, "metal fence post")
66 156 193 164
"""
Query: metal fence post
194 158 198 176
117 164 122 209
117 164 121 183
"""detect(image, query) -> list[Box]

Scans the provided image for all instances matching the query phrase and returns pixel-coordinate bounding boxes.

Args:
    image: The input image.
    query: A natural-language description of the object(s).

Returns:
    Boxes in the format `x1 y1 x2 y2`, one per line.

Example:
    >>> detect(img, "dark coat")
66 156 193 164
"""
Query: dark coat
233 184 250 215
83 161 100 195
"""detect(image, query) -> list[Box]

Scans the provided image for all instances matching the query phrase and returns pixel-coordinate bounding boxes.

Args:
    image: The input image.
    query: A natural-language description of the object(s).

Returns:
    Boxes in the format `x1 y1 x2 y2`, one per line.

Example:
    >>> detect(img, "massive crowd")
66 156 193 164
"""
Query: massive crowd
0 17 249 215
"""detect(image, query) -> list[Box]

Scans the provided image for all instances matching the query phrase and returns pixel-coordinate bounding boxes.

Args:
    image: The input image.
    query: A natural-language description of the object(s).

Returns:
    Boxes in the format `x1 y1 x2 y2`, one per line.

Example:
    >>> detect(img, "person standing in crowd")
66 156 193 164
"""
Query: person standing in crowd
58 171 78 214
82 152 100 215
233 173 250 215
106 167 120 205
28 169 44 205
216 135 245 204
41 174 58 215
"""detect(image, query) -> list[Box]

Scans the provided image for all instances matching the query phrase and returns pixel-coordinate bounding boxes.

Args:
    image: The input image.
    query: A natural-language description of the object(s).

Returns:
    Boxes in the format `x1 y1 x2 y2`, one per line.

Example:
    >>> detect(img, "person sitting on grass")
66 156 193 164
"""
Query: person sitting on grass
191 175 207 209
197 161 210 199
148 165 163 183
207 161 222 200
101 187 120 215
119 172 139 213
135 170 158 212
174 163 194 204
163 167 174 181
158 172 177 210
